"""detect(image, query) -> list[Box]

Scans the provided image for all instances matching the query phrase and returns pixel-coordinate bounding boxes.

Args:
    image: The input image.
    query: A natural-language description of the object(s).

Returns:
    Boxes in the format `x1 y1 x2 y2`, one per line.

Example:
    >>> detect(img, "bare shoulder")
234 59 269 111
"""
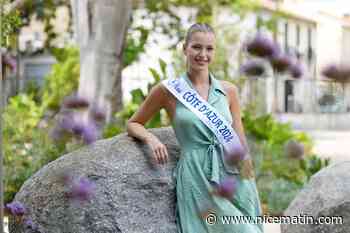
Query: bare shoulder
157 82 175 101
219 80 239 99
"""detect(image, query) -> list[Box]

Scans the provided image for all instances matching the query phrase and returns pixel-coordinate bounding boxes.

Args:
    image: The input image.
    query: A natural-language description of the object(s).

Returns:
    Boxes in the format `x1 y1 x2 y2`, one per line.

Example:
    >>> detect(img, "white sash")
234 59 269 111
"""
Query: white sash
162 76 249 164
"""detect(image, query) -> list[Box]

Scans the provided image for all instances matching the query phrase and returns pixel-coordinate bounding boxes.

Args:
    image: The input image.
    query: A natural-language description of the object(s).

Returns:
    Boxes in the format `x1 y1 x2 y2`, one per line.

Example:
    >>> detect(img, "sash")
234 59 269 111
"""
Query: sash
162 76 249 170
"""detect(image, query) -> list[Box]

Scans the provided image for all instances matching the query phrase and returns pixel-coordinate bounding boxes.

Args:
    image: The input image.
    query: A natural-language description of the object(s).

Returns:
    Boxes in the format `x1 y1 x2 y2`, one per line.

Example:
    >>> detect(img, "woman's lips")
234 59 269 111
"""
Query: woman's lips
195 59 208 65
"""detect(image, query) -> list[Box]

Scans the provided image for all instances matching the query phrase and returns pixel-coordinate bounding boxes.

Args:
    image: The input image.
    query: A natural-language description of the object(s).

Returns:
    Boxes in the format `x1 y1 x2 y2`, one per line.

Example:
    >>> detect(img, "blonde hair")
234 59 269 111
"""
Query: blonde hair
184 23 215 47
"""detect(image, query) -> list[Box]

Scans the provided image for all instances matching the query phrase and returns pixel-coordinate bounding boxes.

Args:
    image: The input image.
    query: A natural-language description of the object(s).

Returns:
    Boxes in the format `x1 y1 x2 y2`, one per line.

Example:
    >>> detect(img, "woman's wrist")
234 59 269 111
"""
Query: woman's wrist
144 132 155 144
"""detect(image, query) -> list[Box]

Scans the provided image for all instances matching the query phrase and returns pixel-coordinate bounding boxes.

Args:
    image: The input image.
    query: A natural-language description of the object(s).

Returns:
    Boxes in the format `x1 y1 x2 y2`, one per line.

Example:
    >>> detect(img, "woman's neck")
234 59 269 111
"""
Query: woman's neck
186 69 210 86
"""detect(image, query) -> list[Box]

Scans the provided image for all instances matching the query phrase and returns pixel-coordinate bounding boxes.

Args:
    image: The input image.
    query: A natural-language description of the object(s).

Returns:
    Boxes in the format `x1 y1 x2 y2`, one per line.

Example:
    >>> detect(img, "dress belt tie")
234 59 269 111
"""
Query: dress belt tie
204 138 240 185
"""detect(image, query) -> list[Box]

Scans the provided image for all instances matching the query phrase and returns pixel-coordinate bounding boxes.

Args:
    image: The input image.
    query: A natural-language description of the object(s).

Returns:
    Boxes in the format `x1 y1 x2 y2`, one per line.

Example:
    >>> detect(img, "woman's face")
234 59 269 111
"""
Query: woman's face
183 31 215 72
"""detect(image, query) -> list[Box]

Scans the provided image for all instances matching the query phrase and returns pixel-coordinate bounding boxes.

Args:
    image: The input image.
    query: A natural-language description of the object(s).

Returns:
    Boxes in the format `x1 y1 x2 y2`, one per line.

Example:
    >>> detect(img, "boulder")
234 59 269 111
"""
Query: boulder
281 162 350 233
9 127 180 233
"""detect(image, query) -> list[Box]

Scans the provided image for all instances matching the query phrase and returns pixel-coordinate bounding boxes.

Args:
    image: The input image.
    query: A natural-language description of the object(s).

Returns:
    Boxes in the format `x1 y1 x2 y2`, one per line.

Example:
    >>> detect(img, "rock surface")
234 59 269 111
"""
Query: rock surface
9 127 180 233
281 162 350 233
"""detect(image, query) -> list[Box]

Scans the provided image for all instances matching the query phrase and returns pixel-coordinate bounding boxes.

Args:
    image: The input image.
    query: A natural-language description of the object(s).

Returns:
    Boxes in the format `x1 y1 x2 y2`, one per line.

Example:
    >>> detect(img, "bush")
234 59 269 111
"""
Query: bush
3 47 80 204
243 109 330 215
3 94 66 203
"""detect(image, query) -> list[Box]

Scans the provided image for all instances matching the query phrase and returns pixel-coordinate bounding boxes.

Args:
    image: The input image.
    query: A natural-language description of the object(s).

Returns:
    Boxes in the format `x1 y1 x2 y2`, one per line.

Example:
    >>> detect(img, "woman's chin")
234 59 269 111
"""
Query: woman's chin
191 65 208 71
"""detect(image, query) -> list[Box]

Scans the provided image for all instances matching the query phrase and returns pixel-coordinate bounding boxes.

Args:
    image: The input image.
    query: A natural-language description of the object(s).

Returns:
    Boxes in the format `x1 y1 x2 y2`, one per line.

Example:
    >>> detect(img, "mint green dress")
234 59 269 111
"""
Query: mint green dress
171 73 264 233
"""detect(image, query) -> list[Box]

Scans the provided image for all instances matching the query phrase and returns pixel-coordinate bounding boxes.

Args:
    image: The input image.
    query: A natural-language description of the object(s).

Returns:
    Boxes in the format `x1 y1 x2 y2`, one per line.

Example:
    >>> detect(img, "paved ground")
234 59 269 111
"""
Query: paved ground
3 130 349 233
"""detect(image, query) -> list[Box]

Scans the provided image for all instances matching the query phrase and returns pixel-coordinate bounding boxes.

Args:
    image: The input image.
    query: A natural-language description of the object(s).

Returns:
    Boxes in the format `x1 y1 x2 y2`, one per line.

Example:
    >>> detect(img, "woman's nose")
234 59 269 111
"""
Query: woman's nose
198 48 207 57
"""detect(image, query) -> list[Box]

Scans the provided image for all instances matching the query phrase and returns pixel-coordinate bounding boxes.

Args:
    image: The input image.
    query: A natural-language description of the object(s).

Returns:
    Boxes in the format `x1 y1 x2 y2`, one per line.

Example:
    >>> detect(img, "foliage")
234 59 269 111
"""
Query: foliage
2 94 66 203
242 109 330 214
2 47 80 203
103 59 170 138
40 47 80 111
17 0 71 50
123 26 150 67
1 0 22 47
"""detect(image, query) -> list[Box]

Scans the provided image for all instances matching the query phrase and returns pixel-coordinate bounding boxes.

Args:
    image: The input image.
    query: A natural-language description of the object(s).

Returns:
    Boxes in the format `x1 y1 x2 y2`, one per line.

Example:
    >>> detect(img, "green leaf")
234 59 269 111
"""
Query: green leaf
159 58 167 77
149 68 161 82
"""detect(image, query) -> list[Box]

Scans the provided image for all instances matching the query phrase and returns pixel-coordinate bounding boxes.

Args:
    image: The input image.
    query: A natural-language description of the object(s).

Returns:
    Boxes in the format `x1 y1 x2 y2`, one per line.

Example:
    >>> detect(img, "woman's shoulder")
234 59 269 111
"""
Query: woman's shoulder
219 80 238 98
152 82 176 105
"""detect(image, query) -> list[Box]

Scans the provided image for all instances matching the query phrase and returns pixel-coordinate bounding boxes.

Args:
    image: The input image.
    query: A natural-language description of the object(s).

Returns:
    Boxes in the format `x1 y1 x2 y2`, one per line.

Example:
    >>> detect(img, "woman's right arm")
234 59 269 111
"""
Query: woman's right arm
126 83 169 164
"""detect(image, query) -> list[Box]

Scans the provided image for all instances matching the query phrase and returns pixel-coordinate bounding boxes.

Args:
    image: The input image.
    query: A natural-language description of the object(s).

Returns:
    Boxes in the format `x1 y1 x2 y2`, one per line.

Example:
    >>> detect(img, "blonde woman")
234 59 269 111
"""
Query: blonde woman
127 23 264 233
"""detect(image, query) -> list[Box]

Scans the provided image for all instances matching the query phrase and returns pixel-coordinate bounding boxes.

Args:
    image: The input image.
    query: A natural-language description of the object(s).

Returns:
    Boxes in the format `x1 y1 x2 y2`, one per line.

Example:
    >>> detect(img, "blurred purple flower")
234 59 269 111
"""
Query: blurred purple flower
67 177 96 203
270 53 293 73
54 111 100 144
24 218 39 231
246 33 277 58
58 112 76 131
2 54 17 72
58 170 74 186
91 107 106 123
71 121 85 136
322 64 350 82
5 201 26 216
212 177 237 199
284 139 305 160
289 62 303 79
224 144 246 165
240 59 265 76
81 121 99 144
63 96 89 109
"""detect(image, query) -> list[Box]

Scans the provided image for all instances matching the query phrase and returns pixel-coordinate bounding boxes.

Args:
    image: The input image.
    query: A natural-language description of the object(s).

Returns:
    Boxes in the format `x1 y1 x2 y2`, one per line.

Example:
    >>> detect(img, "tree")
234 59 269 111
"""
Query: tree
70 0 132 122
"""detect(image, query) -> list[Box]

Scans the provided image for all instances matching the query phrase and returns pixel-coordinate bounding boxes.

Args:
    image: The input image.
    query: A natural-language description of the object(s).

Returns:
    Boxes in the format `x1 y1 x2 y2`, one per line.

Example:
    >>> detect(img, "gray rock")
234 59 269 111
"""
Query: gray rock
281 162 350 233
9 127 181 233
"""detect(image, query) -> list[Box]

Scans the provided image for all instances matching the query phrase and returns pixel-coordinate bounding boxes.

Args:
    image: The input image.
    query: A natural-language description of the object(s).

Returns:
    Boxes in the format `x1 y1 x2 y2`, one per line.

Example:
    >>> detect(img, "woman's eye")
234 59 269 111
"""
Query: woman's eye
207 48 213 51
192 46 201 49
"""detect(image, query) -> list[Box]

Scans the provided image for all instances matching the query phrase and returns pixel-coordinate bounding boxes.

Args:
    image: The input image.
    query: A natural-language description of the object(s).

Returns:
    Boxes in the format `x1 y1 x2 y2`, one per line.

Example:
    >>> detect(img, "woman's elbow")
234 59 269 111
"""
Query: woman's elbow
126 120 134 136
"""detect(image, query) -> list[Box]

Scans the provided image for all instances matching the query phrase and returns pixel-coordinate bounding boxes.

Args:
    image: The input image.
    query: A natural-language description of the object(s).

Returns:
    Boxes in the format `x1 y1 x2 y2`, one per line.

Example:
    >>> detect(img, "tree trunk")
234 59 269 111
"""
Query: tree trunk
110 19 130 118
70 0 131 123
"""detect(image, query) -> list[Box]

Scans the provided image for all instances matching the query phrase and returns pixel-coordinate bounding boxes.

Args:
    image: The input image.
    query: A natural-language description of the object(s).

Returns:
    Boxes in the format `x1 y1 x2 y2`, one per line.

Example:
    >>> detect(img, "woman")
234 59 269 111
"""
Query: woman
127 23 264 233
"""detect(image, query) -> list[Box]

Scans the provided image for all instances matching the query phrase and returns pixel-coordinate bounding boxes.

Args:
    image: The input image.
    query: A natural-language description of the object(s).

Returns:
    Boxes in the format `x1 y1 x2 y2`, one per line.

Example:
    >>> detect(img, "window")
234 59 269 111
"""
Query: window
307 27 313 63
284 22 289 53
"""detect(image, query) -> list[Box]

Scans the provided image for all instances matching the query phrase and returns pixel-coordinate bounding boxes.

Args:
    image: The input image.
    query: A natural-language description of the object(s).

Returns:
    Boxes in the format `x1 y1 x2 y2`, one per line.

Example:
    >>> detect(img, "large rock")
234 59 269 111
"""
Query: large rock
9 127 180 233
281 162 350 233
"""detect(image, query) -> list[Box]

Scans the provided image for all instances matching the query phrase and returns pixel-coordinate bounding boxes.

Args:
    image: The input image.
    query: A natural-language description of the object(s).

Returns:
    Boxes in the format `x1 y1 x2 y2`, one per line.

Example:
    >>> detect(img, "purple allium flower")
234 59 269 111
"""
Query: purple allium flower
58 112 76 131
284 139 305 159
270 53 293 73
5 201 26 216
90 107 106 123
224 144 246 165
71 121 85 136
81 121 99 144
289 62 303 79
23 218 38 231
246 33 277 58
50 126 65 141
240 59 265 76
213 177 237 199
2 54 17 72
57 112 100 144
58 170 74 186
67 177 96 203
322 64 350 82
63 96 89 109
322 64 338 79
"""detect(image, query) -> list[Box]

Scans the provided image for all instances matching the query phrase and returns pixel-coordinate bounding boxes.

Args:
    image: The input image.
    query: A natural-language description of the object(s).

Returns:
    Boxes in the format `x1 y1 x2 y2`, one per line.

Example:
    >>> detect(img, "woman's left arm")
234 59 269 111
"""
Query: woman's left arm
223 81 250 153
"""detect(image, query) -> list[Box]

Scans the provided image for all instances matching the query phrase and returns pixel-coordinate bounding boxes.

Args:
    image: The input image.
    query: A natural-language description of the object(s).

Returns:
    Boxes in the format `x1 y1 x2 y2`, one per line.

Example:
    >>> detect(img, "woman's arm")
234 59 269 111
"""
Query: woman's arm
223 81 250 153
127 83 169 164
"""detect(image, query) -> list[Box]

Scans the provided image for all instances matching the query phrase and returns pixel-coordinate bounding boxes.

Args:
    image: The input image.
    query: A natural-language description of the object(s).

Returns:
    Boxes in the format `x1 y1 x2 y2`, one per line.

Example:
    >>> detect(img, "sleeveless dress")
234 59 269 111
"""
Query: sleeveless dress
170 73 264 233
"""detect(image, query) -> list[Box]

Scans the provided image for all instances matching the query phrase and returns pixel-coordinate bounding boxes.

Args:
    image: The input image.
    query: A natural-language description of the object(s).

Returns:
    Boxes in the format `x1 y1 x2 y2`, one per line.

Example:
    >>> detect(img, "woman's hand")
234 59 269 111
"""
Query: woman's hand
145 134 169 165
